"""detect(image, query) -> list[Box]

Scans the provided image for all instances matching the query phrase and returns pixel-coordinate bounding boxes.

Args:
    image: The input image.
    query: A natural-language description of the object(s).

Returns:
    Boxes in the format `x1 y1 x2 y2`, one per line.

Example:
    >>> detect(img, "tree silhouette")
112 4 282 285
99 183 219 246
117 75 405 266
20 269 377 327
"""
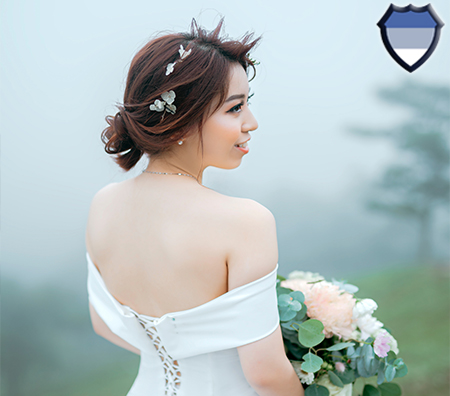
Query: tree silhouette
349 80 450 262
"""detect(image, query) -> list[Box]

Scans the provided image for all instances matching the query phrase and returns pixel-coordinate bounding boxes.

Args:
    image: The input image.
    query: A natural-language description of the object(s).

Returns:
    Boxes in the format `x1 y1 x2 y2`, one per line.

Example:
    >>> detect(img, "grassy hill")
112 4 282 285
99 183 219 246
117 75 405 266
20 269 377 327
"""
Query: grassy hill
348 263 449 396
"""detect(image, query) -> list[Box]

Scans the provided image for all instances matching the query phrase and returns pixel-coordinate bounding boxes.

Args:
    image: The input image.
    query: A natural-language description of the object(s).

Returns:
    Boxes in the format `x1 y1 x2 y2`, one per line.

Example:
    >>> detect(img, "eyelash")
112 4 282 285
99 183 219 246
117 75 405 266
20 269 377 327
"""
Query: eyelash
228 93 255 113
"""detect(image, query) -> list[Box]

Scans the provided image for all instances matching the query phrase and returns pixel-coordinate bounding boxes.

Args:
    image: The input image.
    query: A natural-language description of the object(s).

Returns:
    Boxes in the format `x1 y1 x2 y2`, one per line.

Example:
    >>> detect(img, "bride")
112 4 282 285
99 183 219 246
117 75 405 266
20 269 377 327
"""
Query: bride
85 18 304 396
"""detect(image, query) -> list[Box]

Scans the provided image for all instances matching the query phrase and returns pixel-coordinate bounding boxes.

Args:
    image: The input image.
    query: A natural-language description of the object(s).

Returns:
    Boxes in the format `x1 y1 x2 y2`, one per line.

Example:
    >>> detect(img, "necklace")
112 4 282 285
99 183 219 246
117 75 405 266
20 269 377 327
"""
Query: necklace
142 169 197 180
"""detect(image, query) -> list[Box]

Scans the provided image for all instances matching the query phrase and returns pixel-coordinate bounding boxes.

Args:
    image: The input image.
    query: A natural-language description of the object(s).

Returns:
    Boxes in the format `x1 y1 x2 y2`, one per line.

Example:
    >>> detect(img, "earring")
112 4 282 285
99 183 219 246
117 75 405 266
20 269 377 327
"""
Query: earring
178 140 183 145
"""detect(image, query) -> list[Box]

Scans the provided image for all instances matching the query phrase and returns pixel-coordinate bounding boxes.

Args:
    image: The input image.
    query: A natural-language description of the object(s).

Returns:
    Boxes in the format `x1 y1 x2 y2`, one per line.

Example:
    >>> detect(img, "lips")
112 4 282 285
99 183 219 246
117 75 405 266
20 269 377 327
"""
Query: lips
235 137 251 147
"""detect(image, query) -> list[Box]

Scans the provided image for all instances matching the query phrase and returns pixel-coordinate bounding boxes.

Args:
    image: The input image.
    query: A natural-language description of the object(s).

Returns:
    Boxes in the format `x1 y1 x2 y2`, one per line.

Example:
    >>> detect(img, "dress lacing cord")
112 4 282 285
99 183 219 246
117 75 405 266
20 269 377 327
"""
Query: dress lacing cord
131 311 182 395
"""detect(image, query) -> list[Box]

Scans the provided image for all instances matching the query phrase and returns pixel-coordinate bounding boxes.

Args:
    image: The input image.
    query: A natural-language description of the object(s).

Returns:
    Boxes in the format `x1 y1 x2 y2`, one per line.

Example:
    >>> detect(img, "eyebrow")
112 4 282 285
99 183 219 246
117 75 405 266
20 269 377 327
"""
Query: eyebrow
224 89 252 103
225 94 246 103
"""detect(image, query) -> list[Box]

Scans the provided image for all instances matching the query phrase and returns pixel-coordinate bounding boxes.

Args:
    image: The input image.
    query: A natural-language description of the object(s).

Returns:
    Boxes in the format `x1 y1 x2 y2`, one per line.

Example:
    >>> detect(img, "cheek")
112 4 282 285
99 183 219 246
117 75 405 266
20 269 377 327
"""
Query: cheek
207 117 240 144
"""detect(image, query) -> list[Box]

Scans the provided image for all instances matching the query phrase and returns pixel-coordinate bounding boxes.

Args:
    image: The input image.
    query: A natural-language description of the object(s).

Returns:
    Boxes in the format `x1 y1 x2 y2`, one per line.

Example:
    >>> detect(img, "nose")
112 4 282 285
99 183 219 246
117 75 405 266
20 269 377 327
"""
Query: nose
243 108 258 132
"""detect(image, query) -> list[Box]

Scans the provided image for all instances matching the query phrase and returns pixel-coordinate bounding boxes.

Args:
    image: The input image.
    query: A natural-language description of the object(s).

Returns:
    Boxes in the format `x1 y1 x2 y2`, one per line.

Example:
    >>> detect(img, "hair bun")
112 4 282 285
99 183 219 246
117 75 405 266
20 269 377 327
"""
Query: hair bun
101 106 144 170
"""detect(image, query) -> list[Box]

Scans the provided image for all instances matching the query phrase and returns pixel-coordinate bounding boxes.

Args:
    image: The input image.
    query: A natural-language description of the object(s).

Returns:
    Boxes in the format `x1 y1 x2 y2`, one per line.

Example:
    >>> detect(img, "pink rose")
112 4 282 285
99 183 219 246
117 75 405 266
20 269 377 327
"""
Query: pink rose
374 332 392 357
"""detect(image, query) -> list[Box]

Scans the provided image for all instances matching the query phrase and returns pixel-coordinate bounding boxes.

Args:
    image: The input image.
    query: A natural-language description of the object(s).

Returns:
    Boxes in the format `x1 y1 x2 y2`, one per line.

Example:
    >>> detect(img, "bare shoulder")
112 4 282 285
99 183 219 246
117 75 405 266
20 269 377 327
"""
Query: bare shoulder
85 182 120 258
220 196 279 291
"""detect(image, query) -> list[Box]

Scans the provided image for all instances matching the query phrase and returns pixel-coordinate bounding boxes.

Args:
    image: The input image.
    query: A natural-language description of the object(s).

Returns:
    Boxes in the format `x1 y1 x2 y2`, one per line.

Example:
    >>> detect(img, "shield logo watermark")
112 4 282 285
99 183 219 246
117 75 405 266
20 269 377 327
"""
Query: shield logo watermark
377 4 444 72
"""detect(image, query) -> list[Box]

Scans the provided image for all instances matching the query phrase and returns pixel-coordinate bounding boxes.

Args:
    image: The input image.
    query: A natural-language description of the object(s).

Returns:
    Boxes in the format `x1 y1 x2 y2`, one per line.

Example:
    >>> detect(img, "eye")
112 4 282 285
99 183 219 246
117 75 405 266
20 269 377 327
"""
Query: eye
228 102 244 113
227 93 255 114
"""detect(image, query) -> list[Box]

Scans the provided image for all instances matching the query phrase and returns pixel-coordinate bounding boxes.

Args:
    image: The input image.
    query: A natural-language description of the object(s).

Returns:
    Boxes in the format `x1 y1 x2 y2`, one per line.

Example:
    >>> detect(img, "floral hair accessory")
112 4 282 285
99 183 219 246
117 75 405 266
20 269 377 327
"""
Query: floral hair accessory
165 44 192 76
149 90 176 120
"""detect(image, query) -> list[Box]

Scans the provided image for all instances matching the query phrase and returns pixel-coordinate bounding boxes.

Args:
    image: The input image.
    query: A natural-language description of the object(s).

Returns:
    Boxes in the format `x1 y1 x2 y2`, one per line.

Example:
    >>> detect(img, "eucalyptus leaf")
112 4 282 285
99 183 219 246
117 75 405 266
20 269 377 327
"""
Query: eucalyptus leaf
362 344 374 368
370 358 381 377
357 357 370 377
284 338 308 360
331 278 359 293
347 345 361 359
276 286 292 297
294 302 308 321
290 290 305 303
278 294 302 312
385 365 396 382
392 358 404 368
330 351 343 364
277 274 287 281
298 319 325 348
334 368 356 384
387 351 397 362
326 342 355 351
377 360 386 385
394 363 408 378
279 305 298 321
281 325 299 339
378 383 402 396
305 384 330 396
278 294 303 321
301 352 323 373
349 357 357 370
363 384 381 396
281 320 296 330
328 370 344 388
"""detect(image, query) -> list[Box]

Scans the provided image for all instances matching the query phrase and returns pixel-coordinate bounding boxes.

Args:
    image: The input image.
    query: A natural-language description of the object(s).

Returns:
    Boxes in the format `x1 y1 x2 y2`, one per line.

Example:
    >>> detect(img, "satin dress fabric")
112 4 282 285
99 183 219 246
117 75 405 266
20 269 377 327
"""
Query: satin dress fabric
87 252 280 396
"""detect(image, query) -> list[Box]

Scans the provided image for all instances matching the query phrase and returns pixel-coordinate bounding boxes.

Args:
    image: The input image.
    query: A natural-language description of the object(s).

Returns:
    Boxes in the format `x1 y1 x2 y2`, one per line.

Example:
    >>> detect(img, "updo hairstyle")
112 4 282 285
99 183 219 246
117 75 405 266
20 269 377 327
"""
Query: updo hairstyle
101 17 261 172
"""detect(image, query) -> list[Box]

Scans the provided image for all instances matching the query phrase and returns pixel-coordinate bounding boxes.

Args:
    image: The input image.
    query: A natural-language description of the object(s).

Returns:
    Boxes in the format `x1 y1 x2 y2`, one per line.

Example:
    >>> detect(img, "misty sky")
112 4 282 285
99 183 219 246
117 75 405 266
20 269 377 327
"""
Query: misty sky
1 0 449 286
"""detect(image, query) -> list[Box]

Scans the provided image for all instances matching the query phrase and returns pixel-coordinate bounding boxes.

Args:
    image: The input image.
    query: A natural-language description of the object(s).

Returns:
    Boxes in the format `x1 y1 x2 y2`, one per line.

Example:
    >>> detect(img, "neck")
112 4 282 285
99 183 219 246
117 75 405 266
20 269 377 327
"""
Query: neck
142 158 204 185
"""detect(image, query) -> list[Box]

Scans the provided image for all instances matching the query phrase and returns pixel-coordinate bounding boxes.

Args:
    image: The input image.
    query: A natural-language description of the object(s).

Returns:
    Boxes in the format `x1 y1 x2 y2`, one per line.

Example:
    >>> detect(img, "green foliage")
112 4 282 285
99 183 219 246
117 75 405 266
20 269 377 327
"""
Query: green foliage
301 352 324 373
277 290 305 321
305 384 330 396
333 368 355 384
378 383 402 396
278 294 302 321
385 364 396 382
326 342 355 351
297 319 325 348
328 370 344 388
363 384 381 396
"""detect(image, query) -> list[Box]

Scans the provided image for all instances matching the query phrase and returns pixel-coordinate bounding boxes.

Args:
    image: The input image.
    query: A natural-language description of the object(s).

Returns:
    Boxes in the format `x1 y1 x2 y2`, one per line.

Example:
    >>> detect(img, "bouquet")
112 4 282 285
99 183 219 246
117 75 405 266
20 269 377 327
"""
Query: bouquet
277 270 408 396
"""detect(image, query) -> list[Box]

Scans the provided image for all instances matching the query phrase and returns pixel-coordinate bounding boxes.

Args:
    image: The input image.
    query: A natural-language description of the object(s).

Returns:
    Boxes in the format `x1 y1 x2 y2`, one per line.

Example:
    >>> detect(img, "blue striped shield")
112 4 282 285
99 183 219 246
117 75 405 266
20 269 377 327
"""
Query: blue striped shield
377 4 444 72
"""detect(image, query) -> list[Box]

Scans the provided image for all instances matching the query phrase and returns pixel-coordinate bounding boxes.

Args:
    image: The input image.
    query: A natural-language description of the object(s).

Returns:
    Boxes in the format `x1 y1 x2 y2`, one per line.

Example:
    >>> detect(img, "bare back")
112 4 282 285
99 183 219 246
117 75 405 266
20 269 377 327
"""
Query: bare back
85 176 276 318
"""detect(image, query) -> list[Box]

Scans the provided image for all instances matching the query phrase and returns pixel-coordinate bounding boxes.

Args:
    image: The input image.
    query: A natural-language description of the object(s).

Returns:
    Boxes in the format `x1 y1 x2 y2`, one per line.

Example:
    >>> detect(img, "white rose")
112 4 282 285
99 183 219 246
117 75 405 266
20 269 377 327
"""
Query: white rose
373 328 399 355
315 373 353 396
349 329 363 342
356 314 384 340
287 271 324 282
353 299 378 319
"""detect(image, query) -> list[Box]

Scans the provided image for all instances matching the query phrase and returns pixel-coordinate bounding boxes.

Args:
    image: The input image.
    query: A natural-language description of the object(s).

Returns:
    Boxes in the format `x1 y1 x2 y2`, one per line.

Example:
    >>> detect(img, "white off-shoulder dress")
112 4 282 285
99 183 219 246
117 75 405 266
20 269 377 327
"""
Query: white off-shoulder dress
87 252 280 396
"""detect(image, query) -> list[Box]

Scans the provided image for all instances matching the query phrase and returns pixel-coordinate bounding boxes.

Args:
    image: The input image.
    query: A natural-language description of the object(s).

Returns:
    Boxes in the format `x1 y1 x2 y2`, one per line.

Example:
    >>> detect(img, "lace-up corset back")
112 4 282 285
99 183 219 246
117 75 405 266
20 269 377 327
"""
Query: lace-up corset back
87 252 280 396
128 306 182 395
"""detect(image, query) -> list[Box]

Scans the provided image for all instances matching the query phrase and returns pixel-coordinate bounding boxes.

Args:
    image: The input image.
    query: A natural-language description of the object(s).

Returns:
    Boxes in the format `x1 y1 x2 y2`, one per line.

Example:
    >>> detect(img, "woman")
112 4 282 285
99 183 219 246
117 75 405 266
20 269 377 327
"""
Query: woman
86 18 304 396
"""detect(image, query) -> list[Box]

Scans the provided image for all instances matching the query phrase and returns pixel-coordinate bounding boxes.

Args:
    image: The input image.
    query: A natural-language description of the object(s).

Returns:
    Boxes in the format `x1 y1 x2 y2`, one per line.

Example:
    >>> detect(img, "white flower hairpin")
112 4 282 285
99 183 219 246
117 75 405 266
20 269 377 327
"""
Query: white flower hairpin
178 44 192 60
149 90 176 120
151 45 192 120
165 44 192 76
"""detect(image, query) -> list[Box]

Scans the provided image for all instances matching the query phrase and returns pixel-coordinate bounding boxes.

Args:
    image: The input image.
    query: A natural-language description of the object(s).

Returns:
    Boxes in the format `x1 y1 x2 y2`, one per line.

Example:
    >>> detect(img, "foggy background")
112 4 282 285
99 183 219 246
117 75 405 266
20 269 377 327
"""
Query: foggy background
1 0 449 395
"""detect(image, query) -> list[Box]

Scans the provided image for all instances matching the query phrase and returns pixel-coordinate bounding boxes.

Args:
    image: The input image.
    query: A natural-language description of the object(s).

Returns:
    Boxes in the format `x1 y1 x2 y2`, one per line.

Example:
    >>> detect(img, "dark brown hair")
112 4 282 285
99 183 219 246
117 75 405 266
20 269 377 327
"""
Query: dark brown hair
101 17 261 172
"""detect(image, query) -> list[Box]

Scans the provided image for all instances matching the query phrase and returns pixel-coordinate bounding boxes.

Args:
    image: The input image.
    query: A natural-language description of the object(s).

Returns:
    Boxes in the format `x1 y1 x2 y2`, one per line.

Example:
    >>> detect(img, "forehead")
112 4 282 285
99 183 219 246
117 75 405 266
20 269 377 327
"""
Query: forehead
227 63 249 94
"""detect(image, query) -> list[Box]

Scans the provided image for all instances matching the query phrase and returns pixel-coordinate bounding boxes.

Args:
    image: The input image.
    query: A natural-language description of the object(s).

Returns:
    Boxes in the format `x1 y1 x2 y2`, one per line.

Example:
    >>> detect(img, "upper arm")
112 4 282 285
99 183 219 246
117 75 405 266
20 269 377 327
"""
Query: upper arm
226 198 279 291
89 302 141 355
225 199 288 387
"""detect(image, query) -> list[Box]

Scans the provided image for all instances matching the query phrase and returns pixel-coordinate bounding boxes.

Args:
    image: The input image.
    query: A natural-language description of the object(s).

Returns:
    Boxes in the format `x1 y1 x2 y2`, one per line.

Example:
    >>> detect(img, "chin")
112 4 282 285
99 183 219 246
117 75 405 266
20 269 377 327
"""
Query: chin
213 159 242 170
